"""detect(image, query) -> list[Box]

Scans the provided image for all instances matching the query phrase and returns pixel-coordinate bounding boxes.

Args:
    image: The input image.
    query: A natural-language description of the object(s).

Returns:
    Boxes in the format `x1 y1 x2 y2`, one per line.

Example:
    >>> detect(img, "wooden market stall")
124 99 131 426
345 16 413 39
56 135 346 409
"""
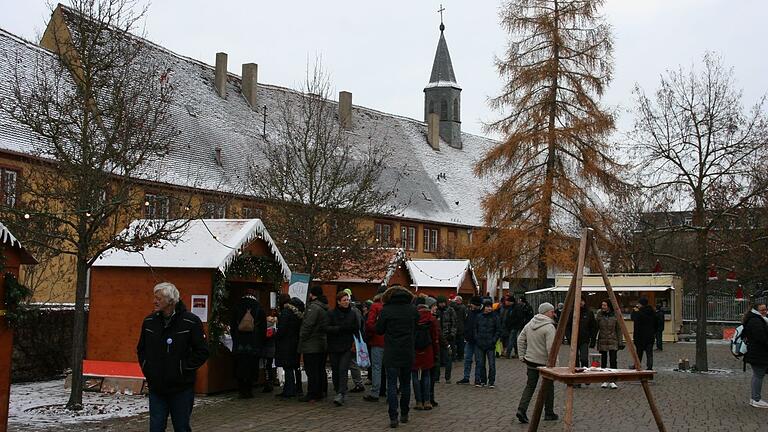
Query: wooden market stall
0 223 37 432
379 253 479 298
525 273 683 342
87 219 291 394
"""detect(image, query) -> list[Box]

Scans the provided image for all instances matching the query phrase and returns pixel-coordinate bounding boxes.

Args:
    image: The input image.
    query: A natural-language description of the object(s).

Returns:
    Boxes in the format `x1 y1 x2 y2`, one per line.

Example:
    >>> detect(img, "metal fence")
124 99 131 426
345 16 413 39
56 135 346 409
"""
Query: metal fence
682 294 766 323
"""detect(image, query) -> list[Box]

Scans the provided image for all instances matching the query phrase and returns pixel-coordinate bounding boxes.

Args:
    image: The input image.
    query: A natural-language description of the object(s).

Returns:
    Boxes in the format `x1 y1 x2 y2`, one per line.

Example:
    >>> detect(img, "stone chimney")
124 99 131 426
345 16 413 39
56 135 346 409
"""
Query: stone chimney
241 63 258 109
427 113 440 150
339 91 352 129
215 52 228 98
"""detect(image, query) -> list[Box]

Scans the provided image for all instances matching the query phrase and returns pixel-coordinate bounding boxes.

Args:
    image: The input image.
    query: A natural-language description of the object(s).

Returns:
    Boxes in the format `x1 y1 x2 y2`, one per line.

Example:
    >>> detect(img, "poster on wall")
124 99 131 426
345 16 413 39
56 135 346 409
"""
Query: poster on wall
288 273 310 302
191 295 208 322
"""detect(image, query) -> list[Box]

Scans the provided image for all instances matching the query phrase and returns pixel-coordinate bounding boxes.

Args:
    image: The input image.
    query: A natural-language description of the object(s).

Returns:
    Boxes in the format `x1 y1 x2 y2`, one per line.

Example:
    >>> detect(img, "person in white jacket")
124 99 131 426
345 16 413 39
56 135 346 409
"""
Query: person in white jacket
515 302 559 424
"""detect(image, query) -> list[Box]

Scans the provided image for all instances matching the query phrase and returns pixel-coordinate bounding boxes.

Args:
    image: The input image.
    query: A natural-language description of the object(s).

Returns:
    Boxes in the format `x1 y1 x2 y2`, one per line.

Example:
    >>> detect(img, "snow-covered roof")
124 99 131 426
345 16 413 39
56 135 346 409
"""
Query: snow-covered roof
406 259 478 291
93 219 291 280
0 24 497 228
0 221 37 264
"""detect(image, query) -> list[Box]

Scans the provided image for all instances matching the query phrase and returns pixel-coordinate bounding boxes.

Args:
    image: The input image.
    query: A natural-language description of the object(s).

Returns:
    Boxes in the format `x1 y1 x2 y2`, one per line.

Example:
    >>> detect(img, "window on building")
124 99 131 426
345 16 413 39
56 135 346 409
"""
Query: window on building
375 222 393 246
440 100 448 121
429 100 435 114
453 99 459 121
401 225 417 251
242 206 263 219
1 168 19 208
202 202 226 219
144 193 169 219
423 227 439 252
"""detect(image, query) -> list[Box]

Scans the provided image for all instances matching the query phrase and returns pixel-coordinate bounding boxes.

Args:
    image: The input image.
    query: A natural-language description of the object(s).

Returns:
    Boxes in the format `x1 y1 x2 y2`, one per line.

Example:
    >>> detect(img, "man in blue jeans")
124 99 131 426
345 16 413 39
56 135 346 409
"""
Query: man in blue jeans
474 299 501 387
456 296 483 384
137 282 209 432
376 285 419 428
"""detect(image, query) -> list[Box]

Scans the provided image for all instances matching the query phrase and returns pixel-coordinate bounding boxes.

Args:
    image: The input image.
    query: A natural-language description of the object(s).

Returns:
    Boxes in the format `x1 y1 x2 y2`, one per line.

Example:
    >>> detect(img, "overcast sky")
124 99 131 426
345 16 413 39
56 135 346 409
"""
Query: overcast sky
2 0 766 138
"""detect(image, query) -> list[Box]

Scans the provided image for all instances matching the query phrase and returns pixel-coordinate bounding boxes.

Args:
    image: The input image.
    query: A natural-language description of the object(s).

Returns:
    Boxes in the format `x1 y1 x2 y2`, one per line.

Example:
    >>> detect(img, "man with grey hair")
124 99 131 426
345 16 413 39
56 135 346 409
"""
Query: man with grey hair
137 282 209 432
515 302 559 424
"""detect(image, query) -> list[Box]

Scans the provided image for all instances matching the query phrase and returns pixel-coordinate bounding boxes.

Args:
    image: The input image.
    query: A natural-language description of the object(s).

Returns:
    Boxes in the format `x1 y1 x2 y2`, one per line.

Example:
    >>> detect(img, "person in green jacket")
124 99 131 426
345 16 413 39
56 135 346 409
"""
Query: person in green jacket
298 286 329 402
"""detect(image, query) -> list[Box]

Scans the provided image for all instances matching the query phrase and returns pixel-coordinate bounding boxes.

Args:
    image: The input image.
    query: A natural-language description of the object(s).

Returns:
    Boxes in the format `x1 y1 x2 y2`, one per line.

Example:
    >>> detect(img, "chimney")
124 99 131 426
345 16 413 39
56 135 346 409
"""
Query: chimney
427 113 440 150
339 91 352 129
215 147 222 166
241 63 258 109
215 52 228 98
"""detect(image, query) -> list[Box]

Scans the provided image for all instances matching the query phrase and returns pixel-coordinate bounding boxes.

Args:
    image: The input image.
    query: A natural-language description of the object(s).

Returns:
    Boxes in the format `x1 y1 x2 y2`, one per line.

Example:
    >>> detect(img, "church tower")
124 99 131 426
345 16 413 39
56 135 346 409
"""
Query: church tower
424 16 461 148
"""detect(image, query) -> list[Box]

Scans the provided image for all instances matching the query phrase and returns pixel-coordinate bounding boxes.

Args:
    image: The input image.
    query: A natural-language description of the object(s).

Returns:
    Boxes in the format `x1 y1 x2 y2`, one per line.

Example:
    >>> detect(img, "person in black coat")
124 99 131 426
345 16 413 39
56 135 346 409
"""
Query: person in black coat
275 294 303 399
742 302 768 407
326 291 359 406
376 285 418 428
230 288 267 398
137 282 209 432
655 305 666 351
566 296 597 370
630 297 657 370
474 300 501 387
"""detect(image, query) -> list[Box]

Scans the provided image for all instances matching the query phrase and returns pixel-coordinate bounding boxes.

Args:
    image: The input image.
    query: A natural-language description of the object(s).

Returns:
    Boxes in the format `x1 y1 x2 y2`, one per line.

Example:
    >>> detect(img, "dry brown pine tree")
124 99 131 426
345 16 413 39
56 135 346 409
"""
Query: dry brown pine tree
474 0 625 288
631 53 768 371
0 1 193 409
249 63 402 283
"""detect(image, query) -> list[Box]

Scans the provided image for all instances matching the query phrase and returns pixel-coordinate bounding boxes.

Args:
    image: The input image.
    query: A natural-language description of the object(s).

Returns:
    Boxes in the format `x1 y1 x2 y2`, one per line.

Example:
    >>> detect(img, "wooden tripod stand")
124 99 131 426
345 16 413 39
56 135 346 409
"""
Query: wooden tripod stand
527 228 666 432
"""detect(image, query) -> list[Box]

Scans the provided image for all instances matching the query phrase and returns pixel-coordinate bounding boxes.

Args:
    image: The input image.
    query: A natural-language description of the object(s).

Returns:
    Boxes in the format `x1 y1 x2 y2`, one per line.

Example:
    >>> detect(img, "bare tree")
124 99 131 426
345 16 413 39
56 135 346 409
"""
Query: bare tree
0 1 192 409
249 63 400 282
631 52 768 371
475 0 625 288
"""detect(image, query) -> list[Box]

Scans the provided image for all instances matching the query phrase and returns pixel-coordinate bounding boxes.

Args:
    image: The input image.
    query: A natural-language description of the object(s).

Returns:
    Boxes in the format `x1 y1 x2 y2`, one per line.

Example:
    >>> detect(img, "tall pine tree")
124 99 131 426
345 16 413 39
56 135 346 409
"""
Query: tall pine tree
475 0 624 287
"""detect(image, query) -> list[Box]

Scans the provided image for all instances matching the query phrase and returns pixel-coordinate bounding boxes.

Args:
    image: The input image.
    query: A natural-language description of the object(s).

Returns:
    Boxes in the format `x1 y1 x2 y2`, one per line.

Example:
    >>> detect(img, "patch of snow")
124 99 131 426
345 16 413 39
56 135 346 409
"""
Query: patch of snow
407 259 477 290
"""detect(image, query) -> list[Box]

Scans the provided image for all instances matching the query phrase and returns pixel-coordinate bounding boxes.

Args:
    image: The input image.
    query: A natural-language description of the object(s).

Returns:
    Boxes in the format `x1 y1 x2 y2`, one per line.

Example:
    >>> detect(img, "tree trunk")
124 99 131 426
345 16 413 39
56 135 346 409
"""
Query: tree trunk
66 257 89 410
536 0 560 290
693 208 709 371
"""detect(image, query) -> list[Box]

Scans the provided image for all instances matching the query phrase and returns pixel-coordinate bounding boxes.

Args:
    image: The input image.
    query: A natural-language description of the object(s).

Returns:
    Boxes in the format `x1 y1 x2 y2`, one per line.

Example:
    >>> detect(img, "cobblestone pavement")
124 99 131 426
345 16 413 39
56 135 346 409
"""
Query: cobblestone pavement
10 341 766 431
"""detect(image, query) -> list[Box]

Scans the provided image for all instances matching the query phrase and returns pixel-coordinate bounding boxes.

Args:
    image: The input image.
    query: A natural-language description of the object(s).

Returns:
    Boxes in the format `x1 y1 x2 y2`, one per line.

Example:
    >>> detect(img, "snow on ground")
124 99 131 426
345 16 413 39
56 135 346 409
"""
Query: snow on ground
8 379 226 427
8 380 149 427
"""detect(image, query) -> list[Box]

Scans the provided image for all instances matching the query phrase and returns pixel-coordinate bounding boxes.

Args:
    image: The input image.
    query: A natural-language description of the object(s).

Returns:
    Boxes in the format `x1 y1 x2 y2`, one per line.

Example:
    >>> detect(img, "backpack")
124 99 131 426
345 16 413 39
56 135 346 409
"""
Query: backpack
730 325 747 359
238 308 255 332
414 321 432 350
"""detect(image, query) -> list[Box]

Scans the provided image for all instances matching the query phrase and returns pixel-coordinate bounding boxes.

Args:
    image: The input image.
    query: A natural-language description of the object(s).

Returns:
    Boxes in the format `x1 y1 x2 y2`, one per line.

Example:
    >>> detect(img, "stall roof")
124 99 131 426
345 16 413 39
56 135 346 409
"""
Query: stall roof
94 219 291 280
0 221 37 264
406 259 478 291
525 285 674 295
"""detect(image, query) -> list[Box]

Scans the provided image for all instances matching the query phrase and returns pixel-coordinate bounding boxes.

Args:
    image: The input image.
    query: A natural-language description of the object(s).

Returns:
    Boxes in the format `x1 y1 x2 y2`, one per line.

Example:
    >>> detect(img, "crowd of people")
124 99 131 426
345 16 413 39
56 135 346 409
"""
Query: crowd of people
137 281 679 430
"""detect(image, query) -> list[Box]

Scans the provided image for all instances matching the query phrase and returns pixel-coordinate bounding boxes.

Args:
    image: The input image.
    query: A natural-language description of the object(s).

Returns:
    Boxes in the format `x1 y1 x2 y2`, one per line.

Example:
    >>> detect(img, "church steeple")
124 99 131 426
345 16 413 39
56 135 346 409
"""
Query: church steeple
424 6 462 149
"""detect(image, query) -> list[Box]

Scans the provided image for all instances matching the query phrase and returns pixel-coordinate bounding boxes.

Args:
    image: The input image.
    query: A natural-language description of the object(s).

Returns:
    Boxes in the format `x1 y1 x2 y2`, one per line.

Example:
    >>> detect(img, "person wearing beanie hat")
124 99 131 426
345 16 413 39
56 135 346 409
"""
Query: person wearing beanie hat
631 296 657 370
456 294 483 385
298 286 329 402
516 302 559 424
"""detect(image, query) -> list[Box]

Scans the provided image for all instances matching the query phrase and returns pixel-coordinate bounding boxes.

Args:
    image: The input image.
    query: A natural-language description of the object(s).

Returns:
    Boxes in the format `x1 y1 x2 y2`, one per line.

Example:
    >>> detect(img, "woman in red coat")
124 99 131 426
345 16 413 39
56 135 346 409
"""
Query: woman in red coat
412 297 440 410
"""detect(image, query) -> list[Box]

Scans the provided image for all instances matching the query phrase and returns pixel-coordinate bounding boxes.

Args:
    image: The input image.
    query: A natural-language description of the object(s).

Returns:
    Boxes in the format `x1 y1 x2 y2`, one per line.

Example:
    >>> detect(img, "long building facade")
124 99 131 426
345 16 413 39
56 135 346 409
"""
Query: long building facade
0 5 498 302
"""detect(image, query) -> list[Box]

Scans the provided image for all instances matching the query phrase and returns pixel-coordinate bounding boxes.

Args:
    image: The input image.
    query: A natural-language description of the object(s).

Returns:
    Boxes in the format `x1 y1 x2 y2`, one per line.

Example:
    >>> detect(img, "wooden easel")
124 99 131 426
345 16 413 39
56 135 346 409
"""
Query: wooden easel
527 228 666 432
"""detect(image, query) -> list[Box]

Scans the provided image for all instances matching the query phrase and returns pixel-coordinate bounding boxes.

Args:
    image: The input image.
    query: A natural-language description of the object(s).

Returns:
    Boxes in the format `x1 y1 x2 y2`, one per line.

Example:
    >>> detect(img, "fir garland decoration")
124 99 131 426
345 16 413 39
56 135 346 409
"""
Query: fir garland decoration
207 270 229 354
3 272 34 328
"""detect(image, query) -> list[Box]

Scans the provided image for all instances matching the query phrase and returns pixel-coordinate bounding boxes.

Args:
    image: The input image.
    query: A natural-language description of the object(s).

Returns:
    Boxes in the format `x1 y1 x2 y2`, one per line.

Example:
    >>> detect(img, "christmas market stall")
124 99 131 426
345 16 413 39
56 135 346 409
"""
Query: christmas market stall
525 273 683 342
1 222 37 432
87 219 290 394
380 252 479 298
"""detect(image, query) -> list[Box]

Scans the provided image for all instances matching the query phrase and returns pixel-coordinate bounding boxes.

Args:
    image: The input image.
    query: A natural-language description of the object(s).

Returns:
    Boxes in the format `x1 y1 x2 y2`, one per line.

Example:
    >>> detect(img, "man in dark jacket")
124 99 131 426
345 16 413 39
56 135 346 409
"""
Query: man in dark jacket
229 288 267 398
631 297 657 370
376 285 418 428
435 295 457 383
137 282 209 432
566 296 597 371
450 296 468 361
364 287 387 402
299 286 329 402
506 297 529 358
474 300 501 387
456 296 483 384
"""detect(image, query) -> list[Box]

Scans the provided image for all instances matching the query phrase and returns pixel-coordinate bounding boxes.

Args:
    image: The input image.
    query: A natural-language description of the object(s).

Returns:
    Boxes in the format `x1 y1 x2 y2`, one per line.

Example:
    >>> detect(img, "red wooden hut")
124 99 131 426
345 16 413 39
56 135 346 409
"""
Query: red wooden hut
88 219 290 394
0 223 37 432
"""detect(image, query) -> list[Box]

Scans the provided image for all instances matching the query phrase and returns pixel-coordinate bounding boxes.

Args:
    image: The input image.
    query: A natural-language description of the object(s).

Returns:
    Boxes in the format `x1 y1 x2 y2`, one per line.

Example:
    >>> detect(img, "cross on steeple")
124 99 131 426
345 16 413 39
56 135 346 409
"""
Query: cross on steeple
438 4 445 31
